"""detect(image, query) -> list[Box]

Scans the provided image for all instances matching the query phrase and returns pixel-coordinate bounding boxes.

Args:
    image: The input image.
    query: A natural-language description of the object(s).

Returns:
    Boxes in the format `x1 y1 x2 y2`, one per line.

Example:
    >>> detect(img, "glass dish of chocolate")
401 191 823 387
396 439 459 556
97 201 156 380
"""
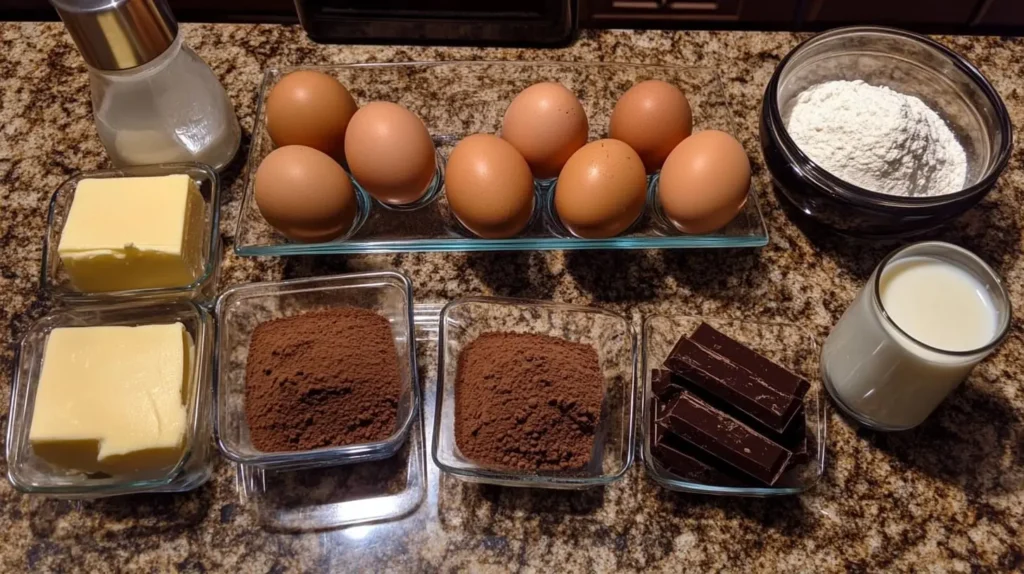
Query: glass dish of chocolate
433 297 637 489
214 271 419 471
641 315 826 496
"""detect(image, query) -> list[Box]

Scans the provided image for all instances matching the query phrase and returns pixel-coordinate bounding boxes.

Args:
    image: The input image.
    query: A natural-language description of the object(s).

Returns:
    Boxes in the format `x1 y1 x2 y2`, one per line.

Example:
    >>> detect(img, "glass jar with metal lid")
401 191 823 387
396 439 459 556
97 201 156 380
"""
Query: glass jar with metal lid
51 0 241 171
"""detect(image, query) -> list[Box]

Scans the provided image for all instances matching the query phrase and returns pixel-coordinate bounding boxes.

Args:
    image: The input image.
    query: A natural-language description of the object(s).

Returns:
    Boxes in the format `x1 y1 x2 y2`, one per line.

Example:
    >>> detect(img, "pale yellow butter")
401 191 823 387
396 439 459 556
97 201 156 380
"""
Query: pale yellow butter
29 323 193 475
57 174 207 292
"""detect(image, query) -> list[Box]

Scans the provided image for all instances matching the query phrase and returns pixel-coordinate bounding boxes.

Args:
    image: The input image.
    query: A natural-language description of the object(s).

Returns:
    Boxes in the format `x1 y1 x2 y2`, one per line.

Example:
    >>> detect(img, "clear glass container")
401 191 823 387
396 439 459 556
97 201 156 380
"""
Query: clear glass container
821 241 1011 431
640 314 826 497
40 163 222 303
89 35 241 171
235 404 427 531
230 300 442 531
235 62 769 255
214 272 419 470
761 26 1012 238
433 297 637 489
6 300 215 498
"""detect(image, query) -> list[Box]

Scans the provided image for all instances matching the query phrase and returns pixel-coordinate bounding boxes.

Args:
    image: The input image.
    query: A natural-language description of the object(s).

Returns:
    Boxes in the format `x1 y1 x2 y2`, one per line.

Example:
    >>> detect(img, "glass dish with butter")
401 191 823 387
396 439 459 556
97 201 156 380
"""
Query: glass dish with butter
6 300 215 498
41 163 221 302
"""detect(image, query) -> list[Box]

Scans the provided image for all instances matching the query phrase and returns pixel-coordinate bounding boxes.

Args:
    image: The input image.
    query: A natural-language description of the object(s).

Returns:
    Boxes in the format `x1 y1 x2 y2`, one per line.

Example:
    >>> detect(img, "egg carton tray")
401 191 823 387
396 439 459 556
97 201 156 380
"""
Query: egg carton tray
234 61 769 255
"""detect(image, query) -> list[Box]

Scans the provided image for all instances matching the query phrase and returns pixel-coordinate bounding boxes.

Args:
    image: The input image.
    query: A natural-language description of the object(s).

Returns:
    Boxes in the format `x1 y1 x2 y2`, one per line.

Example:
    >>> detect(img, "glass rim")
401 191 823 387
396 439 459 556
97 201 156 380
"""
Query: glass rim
870 240 1012 358
767 25 1013 208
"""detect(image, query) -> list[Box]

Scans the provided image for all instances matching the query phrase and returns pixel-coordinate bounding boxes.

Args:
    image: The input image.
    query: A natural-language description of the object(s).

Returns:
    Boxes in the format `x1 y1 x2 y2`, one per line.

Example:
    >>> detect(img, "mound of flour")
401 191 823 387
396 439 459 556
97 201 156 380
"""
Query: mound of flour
785 80 967 197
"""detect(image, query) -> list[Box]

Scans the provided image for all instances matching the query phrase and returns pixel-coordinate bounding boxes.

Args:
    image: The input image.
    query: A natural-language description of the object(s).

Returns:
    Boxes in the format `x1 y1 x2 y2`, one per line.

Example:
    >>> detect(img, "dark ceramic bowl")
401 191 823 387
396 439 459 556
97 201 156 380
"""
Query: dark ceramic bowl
760 26 1012 239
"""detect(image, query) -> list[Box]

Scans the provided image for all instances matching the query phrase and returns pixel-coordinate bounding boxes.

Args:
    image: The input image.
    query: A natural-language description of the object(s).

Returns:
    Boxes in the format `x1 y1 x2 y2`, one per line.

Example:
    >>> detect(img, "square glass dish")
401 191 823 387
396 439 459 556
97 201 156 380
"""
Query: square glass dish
235 398 426 532
640 314 827 496
6 300 215 498
214 271 419 470
234 61 769 255
433 297 637 489
41 162 222 303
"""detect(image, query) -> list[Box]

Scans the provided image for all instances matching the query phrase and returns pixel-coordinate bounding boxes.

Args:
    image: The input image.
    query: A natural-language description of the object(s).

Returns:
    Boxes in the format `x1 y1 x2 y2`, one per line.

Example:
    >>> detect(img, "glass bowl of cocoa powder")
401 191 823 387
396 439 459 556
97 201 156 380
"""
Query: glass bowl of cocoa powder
214 271 419 470
433 297 637 489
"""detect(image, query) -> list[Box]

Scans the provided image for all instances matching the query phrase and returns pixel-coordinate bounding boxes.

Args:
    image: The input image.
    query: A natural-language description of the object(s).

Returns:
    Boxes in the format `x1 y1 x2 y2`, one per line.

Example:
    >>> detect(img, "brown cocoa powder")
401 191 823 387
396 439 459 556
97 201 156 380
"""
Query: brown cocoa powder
454 331 605 472
244 307 401 452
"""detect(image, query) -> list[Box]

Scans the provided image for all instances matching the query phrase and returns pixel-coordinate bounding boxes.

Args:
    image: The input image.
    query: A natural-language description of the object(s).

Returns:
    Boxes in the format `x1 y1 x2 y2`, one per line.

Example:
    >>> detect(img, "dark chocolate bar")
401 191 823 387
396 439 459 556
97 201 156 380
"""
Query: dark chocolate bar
690 323 810 399
651 369 685 401
650 398 736 483
775 436 812 488
664 338 801 433
654 439 749 486
651 420 749 487
789 435 810 465
658 391 792 485
679 374 807 450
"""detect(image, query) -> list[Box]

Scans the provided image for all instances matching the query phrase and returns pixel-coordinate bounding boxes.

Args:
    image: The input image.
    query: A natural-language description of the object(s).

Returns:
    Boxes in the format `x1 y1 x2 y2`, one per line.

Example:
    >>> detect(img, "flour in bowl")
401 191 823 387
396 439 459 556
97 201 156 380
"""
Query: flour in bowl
785 80 967 197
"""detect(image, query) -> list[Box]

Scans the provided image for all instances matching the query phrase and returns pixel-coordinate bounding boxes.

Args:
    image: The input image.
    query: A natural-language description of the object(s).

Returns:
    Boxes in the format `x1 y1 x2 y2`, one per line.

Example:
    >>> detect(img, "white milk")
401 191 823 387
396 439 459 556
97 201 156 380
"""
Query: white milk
822 245 1007 431
879 257 997 352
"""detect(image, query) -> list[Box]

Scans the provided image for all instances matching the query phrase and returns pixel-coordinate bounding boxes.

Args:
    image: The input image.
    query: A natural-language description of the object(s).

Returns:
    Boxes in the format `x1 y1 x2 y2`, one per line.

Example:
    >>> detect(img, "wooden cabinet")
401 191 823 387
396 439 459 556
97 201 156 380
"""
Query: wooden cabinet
171 0 296 22
579 0 1014 30
2 0 1020 33
972 0 1024 27
0 0 296 22
802 0 981 26
1 0 49 19
581 0 799 28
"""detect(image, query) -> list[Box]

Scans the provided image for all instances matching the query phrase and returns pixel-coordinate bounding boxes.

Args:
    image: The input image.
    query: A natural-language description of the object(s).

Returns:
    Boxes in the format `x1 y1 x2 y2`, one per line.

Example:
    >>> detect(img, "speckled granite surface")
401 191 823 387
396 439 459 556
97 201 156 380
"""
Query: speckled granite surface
1 23 1023 573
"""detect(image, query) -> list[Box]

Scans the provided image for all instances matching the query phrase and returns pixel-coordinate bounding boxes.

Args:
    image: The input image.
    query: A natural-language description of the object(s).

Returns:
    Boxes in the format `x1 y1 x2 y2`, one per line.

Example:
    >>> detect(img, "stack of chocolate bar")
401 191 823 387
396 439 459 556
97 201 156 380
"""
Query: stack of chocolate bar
649 323 810 486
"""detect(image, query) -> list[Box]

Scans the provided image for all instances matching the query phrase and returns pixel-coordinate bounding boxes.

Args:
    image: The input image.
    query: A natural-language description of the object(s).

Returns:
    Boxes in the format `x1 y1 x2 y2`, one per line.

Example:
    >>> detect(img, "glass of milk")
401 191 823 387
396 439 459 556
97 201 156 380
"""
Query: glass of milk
821 241 1011 431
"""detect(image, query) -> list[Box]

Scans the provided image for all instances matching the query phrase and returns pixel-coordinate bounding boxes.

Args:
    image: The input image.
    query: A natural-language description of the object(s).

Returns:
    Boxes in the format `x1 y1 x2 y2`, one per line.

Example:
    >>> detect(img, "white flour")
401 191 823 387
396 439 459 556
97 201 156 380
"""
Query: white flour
785 80 967 197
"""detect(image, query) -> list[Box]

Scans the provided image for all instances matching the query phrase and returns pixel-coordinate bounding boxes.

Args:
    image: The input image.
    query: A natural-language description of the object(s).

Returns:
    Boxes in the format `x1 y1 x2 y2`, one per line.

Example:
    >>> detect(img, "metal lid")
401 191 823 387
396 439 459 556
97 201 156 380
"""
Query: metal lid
51 0 178 71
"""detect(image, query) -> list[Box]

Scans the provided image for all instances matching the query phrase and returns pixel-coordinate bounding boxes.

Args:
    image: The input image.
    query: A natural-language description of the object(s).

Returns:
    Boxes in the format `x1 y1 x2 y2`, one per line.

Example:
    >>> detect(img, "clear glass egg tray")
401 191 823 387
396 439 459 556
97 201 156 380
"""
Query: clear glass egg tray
234 61 769 256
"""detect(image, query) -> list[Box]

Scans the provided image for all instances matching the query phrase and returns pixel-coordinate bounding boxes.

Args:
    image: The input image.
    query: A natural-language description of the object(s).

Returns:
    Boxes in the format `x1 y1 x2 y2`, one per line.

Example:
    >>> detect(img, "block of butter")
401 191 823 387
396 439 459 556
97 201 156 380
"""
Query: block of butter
57 174 207 292
29 323 194 475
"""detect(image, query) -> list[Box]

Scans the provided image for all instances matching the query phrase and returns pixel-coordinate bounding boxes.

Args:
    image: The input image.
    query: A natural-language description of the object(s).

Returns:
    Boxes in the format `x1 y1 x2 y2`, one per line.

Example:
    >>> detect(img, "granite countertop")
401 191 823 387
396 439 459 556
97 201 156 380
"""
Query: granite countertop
1 22 1023 573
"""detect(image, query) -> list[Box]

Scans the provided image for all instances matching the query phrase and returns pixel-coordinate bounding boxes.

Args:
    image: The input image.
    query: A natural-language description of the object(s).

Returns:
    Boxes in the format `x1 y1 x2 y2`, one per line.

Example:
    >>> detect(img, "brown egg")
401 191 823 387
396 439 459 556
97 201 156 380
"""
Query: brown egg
502 82 589 179
254 145 358 243
445 134 536 239
610 80 693 174
658 130 750 234
554 139 647 239
344 102 437 206
265 71 358 161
